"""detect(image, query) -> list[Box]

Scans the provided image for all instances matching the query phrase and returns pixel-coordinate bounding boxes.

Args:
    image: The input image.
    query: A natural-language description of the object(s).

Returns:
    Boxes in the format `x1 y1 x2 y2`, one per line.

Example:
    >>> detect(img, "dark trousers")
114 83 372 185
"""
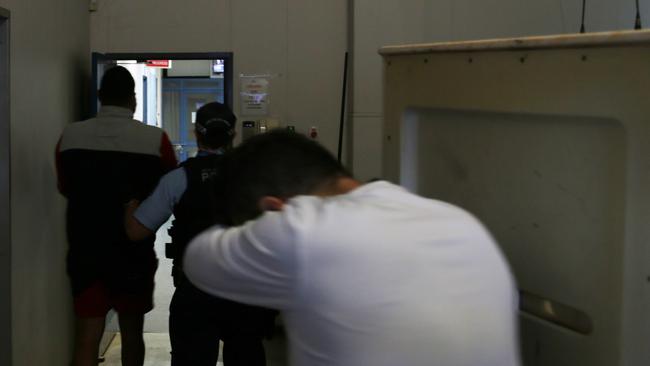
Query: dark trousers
169 281 267 366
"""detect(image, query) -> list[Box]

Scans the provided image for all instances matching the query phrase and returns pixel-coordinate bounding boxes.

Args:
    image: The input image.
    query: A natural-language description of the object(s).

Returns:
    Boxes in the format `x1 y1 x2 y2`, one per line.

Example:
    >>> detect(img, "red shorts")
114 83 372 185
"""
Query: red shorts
74 280 155 318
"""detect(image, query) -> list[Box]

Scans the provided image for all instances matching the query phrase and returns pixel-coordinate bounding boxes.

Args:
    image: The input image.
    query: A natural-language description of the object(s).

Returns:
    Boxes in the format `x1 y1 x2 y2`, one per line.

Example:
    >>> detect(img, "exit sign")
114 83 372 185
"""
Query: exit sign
146 60 171 68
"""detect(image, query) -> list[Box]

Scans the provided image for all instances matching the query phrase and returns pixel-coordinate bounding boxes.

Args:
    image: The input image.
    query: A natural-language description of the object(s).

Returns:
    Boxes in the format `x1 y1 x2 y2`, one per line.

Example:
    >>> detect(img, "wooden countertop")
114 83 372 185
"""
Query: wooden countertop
379 29 650 56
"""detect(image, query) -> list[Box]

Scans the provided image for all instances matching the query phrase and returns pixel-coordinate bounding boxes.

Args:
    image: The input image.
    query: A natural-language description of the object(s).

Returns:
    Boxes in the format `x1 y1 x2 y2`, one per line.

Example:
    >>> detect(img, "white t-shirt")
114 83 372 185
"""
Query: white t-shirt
184 181 520 366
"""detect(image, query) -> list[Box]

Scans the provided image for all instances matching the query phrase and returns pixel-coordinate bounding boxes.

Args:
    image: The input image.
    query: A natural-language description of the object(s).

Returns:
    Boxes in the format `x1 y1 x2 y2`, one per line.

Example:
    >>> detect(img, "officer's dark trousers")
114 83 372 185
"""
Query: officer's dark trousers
169 281 266 366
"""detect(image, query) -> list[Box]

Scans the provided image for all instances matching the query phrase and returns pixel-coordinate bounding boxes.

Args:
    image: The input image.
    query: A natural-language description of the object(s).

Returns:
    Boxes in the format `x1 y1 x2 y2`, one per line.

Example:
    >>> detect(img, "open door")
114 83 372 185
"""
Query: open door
90 52 233 163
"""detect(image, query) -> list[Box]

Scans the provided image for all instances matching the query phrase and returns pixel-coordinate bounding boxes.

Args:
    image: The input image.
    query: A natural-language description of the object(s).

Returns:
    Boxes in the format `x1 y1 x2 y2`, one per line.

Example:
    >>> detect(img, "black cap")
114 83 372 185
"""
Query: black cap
195 102 237 148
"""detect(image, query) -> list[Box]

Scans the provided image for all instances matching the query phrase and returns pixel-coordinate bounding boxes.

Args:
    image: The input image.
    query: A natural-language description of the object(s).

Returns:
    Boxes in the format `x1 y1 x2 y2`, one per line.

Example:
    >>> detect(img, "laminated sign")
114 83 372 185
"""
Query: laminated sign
240 77 269 116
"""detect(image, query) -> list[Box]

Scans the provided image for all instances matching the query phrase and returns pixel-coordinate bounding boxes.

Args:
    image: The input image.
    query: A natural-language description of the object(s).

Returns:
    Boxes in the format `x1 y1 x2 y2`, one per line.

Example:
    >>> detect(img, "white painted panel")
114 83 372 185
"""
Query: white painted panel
351 116 383 181
353 0 452 115
287 0 347 153
230 0 288 129
450 0 566 39
91 0 231 52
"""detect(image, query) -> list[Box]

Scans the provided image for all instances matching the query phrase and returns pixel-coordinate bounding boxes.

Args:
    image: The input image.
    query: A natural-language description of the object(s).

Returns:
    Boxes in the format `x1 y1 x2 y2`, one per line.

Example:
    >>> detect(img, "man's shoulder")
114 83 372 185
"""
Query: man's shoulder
59 118 99 145
127 119 165 133
361 181 475 217
61 116 96 132
283 181 484 235
128 123 168 146
62 115 162 133
59 117 167 156
109 116 165 137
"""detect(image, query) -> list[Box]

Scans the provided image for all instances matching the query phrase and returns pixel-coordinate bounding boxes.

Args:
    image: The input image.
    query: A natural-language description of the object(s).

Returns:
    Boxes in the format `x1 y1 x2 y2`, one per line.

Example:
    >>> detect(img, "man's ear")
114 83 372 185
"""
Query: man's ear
129 94 137 113
258 196 285 212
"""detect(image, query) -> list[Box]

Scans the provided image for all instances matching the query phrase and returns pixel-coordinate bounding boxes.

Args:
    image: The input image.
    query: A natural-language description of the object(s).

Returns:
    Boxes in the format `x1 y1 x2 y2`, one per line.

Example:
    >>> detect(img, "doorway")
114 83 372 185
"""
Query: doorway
91 53 233 351
92 53 233 163
0 7 10 366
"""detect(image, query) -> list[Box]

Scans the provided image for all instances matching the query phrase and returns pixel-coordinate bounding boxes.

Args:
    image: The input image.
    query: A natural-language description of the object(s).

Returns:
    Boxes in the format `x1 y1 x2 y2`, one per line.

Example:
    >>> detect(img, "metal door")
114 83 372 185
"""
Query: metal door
162 78 224 162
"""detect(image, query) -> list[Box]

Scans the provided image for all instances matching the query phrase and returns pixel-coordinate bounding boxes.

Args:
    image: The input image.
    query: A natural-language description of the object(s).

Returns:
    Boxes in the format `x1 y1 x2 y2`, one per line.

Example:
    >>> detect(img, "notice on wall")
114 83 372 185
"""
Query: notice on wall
240 76 270 116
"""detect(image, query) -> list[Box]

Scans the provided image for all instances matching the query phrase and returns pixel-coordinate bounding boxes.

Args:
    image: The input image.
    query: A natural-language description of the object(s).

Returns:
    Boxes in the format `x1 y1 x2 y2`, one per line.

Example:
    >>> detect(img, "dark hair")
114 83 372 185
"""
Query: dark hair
221 130 350 223
98 66 135 106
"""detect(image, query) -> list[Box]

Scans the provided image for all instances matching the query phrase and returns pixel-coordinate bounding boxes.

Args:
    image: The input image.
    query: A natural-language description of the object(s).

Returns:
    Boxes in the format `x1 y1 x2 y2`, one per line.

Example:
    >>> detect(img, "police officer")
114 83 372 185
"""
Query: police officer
125 102 272 366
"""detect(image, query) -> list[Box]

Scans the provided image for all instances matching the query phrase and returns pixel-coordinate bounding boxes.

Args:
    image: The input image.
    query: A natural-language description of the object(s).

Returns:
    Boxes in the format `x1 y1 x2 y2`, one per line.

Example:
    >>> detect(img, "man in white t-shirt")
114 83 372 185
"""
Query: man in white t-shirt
184 130 521 366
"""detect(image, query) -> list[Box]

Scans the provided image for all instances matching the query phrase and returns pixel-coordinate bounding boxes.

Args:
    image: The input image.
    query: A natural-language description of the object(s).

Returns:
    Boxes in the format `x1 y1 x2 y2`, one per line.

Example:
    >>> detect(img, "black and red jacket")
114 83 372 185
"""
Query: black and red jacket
56 106 177 294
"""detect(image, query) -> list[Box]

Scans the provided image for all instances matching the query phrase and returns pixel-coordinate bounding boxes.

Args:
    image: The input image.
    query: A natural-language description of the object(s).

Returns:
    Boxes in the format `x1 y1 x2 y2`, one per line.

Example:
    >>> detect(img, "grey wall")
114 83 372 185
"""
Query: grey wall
90 0 348 155
0 7 10 366
0 0 90 365
352 0 650 181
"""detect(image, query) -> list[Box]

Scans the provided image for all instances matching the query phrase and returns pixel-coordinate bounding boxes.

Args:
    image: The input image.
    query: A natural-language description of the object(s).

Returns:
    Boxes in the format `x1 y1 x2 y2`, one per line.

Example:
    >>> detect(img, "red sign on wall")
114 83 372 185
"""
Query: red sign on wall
146 60 171 68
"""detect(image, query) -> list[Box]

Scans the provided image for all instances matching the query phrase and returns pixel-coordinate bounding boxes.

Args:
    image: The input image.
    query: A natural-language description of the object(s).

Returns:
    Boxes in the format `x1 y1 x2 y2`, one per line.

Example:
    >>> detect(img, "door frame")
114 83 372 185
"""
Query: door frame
142 75 148 124
0 7 11 366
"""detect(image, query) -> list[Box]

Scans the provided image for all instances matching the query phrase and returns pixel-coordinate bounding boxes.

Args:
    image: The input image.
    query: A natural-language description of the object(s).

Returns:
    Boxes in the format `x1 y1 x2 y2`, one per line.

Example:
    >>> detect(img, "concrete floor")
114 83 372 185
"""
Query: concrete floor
102 220 289 365
101 332 288 366
145 220 174 333
102 334 174 366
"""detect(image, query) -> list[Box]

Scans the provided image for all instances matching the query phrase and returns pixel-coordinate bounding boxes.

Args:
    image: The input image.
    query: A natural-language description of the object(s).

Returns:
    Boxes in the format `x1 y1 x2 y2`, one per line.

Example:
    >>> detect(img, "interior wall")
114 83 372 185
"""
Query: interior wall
167 60 212 77
90 0 348 155
0 0 90 365
0 8 10 366
89 0 650 179
352 0 650 181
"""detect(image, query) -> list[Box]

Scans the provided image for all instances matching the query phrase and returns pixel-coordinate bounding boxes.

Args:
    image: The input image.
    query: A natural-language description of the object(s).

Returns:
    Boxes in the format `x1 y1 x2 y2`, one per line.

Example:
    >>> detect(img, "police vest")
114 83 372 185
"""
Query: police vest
168 154 225 274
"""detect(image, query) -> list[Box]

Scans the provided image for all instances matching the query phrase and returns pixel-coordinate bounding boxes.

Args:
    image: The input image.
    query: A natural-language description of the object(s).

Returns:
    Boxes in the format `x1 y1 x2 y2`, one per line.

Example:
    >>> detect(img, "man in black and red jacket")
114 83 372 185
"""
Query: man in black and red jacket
56 66 177 366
